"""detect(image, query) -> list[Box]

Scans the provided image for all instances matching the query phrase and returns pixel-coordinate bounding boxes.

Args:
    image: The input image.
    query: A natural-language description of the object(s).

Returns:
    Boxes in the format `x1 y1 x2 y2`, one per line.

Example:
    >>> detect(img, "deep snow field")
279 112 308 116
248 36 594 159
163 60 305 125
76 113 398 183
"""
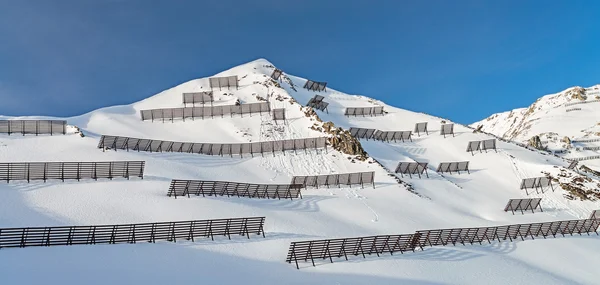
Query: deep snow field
0 59 599 285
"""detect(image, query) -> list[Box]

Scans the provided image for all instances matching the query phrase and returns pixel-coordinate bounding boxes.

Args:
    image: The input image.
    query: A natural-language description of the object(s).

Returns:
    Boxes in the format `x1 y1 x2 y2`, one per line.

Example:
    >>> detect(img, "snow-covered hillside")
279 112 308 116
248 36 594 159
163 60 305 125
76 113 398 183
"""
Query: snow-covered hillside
1 59 599 284
472 85 600 167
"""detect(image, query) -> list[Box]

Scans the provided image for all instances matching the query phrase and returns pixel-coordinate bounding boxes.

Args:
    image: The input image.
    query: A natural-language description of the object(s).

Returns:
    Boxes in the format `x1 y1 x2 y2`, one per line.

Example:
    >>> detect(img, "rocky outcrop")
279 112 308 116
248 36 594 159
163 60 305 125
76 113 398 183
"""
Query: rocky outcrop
562 136 571 144
303 107 322 122
550 169 600 201
560 181 600 201
472 125 483 133
302 106 366 160
254 94 267 102
321 122 367 160
527 135 544 150
580 165 600 177
71 126 85 138
567 87 587 101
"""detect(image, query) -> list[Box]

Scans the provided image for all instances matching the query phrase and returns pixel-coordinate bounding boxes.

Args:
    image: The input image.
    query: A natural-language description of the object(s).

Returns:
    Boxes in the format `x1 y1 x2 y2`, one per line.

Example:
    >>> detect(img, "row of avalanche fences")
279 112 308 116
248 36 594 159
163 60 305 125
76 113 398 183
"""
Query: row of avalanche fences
0 69 598 272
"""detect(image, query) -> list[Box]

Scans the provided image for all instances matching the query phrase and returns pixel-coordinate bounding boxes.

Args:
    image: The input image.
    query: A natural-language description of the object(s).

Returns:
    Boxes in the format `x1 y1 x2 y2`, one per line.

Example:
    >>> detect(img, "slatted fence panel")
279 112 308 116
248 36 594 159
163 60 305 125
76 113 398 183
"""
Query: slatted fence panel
291 172 375 188
209 76 238 90
0 161 144 182
436 161 470 174
394 162 428 178
0 217 266 250
414 122 428 136
440 123 454 137
285 218 600 269
271 69 283 80
98 135 327 157
0 120 66 135
504 198 543 214
344 107 385 117
564 99 600 107
272 108 286 121
415 219 600 249
303 80 327 91
572 138 600 143
519 177 554 195
140 102 270 122
183 92 213 106
167 179 303 200
285 234 421 269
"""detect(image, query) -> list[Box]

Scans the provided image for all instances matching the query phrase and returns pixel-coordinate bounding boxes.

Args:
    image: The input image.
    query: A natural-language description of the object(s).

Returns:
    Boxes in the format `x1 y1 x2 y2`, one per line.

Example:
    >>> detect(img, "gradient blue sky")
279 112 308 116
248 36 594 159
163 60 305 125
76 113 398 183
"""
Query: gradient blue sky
1 0 598 124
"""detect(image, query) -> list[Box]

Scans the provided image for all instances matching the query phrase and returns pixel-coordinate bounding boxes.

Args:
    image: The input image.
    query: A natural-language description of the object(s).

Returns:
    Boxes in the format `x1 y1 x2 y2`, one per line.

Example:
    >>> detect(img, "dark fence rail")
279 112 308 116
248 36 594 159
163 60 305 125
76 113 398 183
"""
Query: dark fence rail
139 102 270 122
373 130 412 142
271 69 283 80
520 177 554 195
307 95 324 106
168 179 303 200
582 146 600 151
415 219 600 248
286 234 421 269
504 198 542 215
182 92 213 106
209 76 238 90
572 138 600 143
436 162 470 174
0 161 144 183
98 135 327 157
395 162 428 178
571 155 600 162
414 122 428 136
466 139 497 155
291 171 375 189
303 80 327 91
0 120 66 136
307 95 329 112
440 123 454 138
564 99 600 107
0 217 265 250
272 108 286 121
286 218 600 269
349 127 412 143
349 128 376 139
344 107 385 117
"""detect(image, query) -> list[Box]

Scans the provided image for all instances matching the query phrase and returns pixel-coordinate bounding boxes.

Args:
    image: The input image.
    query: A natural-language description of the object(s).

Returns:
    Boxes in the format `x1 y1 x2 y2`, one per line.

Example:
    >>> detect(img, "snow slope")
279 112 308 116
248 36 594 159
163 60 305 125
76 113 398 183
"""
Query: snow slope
0 59 599 284
472 85 600 168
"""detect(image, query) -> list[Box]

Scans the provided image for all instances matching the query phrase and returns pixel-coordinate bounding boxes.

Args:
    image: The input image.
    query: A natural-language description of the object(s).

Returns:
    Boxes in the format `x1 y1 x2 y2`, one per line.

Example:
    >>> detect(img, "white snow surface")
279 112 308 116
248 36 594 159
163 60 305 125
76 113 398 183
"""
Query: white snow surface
0 58 599 284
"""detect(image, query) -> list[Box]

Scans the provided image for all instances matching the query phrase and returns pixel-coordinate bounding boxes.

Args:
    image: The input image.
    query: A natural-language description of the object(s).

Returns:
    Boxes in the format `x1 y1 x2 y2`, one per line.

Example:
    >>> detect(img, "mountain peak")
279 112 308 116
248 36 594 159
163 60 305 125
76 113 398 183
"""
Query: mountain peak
472 84 600 159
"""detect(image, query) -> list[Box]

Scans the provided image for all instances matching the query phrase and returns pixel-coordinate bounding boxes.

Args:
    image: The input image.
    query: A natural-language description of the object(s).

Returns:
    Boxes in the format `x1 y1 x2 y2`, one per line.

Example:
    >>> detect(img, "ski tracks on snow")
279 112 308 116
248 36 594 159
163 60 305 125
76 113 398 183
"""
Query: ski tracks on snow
502 150 529 179
257 112 380 222
501 150 585 218
344 187 379 222
257 112 336 180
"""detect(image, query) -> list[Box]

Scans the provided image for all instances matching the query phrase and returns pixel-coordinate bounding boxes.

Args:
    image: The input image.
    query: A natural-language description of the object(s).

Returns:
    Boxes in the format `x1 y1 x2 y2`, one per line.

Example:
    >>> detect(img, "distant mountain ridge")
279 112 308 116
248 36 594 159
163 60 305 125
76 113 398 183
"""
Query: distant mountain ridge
471 84 600 158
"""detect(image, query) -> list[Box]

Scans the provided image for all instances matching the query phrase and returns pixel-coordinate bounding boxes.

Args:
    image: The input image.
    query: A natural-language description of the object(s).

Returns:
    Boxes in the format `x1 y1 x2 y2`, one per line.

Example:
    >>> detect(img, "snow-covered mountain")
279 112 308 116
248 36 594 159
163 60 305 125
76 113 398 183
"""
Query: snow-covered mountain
1 58 600 285
472 85 600 164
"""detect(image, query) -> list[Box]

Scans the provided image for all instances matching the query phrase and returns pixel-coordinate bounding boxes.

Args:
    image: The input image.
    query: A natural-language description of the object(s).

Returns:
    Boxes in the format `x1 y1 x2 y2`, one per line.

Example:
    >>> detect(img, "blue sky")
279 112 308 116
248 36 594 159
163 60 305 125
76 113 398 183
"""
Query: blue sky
0 0 598 124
